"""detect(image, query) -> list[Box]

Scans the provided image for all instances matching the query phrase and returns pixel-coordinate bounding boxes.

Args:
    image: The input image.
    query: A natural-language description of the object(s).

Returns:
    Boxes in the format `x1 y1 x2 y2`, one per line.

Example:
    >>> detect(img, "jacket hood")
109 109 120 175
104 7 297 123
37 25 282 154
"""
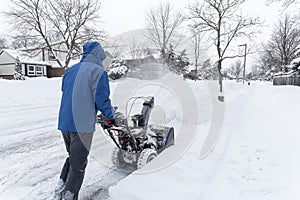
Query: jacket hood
81 41 106 66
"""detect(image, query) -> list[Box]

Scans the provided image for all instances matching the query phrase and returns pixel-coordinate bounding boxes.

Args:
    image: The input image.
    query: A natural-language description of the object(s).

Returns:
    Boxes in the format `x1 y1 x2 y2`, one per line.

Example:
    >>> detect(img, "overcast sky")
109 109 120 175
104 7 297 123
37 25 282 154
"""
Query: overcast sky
0 0 285 37
100 0 285 38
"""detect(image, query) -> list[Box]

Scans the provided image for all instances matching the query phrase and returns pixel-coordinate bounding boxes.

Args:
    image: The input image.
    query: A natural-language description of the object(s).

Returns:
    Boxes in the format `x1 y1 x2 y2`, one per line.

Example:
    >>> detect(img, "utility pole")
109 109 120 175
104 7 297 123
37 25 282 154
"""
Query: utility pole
238 44 247 84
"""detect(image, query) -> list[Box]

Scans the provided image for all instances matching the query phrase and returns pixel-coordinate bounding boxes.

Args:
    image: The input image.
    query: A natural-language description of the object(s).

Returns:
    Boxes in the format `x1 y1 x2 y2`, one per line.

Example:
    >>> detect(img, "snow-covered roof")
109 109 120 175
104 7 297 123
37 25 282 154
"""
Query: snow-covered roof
291 57 300 65
51 58 81 68
290 57 300 70
273 72 282 76
296 44 300 54
2 49 51 66
274 70 297 77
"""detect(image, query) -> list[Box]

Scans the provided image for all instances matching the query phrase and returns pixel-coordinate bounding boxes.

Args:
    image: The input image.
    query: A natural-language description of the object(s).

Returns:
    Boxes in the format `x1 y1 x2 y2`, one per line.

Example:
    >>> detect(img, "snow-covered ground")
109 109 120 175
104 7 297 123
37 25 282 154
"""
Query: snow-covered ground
0 75 299 200
111 80 300 200
0 77 125 200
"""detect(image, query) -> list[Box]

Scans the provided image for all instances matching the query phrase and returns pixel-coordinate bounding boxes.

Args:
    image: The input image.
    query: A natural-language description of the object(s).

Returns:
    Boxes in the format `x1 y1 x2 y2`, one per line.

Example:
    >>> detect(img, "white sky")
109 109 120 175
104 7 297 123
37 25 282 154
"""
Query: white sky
100 0 191 36
0 0 284 37
100 0 285 38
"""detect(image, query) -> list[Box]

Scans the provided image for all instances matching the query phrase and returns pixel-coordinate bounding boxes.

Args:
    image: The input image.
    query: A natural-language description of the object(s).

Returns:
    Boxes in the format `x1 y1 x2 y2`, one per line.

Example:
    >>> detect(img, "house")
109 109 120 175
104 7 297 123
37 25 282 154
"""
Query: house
0 49 55 79
0 40 116 79
0 40 72 79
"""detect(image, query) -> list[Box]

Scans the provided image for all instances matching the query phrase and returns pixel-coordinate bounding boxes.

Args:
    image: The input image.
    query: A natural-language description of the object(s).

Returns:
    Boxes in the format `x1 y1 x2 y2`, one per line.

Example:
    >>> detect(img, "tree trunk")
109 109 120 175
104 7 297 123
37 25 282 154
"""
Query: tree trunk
217 60 223 92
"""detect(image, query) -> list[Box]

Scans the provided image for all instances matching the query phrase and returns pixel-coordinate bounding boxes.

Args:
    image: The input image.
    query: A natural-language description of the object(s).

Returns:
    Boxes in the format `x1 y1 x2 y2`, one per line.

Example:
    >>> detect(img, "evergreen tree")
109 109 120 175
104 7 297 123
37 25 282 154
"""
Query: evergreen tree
201 59 219 80
13 57 25 80
165 44 189 75
108 59 128 80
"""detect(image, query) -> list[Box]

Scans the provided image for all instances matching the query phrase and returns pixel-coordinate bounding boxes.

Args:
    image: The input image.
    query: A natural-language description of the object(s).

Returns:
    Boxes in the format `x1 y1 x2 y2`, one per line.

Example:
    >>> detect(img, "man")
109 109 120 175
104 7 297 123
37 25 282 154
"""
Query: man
54 41 116 200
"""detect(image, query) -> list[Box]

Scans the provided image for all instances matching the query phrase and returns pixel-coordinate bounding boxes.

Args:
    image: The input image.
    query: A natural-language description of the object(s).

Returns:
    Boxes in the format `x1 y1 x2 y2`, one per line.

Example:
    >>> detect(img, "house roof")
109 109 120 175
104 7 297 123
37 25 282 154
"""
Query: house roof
51 58 81 68
1 49 51 66
291 57 300 64
274 70 297 77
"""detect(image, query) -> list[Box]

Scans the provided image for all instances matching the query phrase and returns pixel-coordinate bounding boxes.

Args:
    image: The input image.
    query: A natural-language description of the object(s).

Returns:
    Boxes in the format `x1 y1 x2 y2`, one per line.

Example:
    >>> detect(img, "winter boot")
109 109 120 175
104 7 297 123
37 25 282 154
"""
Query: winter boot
53 179 65 200
62 190 77 200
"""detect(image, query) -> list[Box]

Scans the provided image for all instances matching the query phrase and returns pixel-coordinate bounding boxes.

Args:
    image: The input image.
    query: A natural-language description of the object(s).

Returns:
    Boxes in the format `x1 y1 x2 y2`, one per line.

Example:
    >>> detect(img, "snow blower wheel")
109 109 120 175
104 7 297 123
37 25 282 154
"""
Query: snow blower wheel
111 148 136 172
137 148 157 169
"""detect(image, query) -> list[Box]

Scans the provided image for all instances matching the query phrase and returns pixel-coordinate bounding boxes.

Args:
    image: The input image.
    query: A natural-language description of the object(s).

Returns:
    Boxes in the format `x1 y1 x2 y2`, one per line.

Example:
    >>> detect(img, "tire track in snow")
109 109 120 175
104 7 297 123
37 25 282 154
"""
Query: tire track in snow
0 104 58 115
0 123 134 200
0 139 65 197
0 119 56 137
0 130 60 158
0 103 133 199
0 106 59 136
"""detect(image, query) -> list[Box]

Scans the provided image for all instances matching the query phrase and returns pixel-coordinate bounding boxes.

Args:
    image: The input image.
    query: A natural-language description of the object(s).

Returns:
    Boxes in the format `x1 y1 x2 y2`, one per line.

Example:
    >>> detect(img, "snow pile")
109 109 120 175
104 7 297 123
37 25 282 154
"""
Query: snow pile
110 81 300 200
108 59 129 80
109 65 128 75
126 63 170 80
0 77 61 133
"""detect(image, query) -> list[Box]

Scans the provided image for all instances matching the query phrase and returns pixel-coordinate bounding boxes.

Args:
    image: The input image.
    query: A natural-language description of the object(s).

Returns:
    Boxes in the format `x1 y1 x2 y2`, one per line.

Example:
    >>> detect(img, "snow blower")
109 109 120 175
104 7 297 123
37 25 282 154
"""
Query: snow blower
97 96 174 169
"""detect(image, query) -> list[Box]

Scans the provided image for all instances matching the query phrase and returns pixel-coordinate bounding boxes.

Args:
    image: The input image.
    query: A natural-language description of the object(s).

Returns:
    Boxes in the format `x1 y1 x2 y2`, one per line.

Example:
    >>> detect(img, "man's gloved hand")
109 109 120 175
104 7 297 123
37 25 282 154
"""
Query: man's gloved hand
107 119 118 127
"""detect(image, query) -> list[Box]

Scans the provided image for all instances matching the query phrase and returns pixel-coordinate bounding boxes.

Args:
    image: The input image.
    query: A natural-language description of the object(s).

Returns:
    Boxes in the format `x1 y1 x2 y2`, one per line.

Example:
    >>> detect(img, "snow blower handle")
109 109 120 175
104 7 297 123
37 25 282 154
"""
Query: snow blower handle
106 119 118 127
97 114 115 129
97 106 119 129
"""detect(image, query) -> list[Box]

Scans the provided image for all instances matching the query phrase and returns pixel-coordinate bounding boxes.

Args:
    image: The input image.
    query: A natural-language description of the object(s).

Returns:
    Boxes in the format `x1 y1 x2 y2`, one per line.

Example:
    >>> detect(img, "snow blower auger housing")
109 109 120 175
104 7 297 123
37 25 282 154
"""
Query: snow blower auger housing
97 96 174 169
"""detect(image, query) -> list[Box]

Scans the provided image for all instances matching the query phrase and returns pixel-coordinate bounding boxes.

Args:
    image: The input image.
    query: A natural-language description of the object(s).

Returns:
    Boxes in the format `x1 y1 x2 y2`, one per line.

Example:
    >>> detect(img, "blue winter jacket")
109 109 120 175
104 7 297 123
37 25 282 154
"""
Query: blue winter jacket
58 41 114 133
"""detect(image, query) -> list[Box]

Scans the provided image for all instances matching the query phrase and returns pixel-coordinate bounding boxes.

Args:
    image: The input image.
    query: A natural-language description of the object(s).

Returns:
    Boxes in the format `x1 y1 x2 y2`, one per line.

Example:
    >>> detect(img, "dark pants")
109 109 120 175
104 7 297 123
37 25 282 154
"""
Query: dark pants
60 131 94 198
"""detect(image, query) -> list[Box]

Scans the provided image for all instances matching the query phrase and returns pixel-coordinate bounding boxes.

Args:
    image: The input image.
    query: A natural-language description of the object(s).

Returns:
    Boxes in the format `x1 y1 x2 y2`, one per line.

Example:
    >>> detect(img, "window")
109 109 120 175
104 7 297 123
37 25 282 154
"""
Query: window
48 50 57 60
27 65 44 76
72 53 80 60
27 65 35 76
35 66 43 76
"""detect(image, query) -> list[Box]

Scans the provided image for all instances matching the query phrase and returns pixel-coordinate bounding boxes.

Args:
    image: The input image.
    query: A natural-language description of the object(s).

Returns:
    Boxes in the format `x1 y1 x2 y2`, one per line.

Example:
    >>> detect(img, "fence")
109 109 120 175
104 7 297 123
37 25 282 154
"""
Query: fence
273 70 300 86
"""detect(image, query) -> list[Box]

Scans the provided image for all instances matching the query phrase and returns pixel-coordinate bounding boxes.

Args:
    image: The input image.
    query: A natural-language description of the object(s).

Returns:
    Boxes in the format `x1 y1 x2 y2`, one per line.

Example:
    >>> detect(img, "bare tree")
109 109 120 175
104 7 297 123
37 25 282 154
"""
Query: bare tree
258 14 300 72
145 1 184 59
266 0 297 7
190 28 205 75
7 0 105 69
272 14 299 66
127 38 144 60
193 34 202 75
201 59 219 80
0 36 8 49
105 39 125 59
230 59 243 81
188 0 262 92
254 46 276 74
10 29 41 49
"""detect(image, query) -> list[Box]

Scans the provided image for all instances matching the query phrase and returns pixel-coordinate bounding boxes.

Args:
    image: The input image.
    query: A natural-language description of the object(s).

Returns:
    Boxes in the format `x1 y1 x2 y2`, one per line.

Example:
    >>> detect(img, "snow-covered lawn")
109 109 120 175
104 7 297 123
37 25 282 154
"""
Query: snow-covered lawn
0 76 299 200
